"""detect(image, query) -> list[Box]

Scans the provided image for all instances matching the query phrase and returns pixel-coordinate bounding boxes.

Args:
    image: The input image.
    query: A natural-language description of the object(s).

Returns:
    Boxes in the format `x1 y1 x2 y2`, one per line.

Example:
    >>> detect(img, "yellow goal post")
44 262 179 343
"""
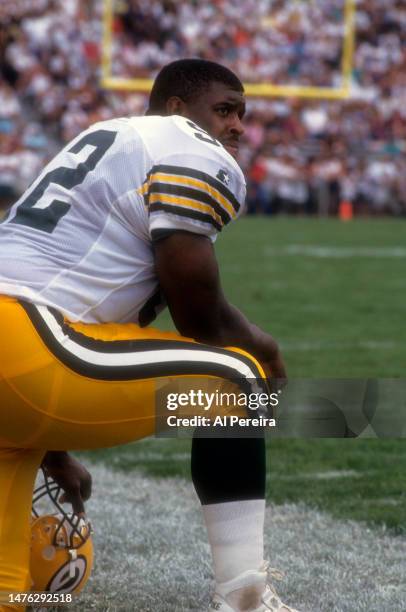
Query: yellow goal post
101 0 355 100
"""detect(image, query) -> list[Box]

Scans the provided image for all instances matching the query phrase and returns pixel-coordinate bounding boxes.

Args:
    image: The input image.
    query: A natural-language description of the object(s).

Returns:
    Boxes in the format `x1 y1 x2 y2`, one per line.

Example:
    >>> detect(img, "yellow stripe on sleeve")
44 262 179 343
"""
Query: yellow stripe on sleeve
149 173 237 220
149 193 224 227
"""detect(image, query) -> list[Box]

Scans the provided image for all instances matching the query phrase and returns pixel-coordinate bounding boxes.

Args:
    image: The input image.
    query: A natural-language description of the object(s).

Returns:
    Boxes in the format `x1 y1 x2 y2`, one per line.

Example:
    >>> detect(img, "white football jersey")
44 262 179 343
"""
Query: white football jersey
0 115 246 324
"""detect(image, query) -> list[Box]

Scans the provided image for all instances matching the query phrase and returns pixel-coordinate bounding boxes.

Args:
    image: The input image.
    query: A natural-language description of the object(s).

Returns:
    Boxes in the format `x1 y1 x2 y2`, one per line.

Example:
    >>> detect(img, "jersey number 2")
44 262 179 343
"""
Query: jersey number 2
11 129 117 233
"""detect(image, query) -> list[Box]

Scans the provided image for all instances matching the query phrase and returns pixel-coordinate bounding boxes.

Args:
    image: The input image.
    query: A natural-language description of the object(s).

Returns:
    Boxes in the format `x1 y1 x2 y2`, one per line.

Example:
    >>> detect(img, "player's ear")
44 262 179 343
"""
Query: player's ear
165 96 187 116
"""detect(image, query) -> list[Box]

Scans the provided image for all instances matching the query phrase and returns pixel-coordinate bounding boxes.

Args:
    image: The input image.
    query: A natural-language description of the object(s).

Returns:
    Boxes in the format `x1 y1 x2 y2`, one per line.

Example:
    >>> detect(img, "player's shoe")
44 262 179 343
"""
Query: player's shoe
208 562 299 612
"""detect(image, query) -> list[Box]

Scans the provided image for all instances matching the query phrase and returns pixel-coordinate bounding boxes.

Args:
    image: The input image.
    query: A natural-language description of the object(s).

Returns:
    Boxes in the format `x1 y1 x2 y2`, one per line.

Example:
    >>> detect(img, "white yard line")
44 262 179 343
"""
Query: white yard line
281 340 397 352
264 245 406 258
64 463 406 612
270 469 362 481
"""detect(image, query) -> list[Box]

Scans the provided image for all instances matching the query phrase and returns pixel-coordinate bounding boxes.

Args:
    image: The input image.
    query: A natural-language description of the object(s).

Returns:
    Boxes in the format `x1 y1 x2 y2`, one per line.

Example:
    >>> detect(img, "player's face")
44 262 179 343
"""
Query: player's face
183 82 246 159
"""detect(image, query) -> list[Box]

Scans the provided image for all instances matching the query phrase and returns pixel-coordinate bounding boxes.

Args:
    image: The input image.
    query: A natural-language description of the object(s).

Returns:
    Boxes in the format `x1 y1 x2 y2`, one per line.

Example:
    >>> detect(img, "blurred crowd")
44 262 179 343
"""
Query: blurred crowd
113 0 345 86
1 0 405 215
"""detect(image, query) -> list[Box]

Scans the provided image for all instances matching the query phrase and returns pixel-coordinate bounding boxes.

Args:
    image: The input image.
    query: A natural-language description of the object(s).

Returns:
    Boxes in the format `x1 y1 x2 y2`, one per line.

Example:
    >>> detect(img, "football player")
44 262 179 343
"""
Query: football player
0 59 297 611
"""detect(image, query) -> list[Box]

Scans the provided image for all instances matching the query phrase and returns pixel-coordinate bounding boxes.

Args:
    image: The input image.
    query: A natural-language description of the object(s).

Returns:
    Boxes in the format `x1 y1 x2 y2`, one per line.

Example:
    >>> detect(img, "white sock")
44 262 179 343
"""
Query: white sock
202 499 265 583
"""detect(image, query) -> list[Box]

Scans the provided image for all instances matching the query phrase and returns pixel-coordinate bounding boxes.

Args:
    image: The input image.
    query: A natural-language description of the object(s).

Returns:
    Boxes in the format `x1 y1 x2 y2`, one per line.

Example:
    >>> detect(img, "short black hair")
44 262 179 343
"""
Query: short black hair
147 59 244 114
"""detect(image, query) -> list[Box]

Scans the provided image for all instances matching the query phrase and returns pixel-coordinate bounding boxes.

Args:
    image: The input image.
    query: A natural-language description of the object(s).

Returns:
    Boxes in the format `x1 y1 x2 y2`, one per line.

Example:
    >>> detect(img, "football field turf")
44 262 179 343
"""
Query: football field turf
81 217 406 532
71 463 406 612
215 216 405 378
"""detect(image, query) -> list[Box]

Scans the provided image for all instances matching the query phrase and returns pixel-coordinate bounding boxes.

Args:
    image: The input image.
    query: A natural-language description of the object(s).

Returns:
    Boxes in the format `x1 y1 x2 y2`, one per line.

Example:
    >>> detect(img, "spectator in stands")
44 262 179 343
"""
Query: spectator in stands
0 0 405 215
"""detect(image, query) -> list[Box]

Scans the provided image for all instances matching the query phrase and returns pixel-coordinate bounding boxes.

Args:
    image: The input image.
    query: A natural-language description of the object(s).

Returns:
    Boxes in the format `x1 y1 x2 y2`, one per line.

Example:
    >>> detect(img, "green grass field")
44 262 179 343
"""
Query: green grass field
81 218 406 533
158 217 406 377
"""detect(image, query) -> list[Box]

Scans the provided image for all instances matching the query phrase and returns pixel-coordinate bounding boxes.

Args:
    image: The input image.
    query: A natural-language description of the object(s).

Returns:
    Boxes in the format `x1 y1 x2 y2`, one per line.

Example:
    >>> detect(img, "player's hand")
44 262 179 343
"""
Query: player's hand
261 340 287 394
41 451 92 516
262 362 287 395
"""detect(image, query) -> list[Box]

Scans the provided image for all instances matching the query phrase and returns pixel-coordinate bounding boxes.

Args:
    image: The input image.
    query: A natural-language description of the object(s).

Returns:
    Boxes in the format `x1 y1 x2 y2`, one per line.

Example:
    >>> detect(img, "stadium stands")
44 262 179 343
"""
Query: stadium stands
0 0 405 214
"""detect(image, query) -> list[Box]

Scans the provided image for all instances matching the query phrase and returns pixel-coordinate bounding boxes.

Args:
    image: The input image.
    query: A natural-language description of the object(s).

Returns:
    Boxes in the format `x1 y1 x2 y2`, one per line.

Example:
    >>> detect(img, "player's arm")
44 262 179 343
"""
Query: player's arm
154 231 286 378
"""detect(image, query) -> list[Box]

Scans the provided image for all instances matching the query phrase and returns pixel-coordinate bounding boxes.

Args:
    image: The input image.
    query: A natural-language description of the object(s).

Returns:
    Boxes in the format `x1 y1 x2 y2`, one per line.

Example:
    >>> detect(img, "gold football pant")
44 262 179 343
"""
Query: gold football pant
0 296 266 606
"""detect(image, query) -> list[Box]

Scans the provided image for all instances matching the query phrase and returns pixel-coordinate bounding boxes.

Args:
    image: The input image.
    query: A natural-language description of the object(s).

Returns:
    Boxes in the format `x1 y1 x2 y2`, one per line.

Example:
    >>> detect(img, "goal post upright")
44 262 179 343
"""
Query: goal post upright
101 0 114 84
341 0 356 91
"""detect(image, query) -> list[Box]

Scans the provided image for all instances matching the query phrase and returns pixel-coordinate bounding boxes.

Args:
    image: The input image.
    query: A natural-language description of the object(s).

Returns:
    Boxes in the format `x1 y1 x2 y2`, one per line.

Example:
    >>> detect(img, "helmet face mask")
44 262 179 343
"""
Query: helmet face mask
30 468 93 595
